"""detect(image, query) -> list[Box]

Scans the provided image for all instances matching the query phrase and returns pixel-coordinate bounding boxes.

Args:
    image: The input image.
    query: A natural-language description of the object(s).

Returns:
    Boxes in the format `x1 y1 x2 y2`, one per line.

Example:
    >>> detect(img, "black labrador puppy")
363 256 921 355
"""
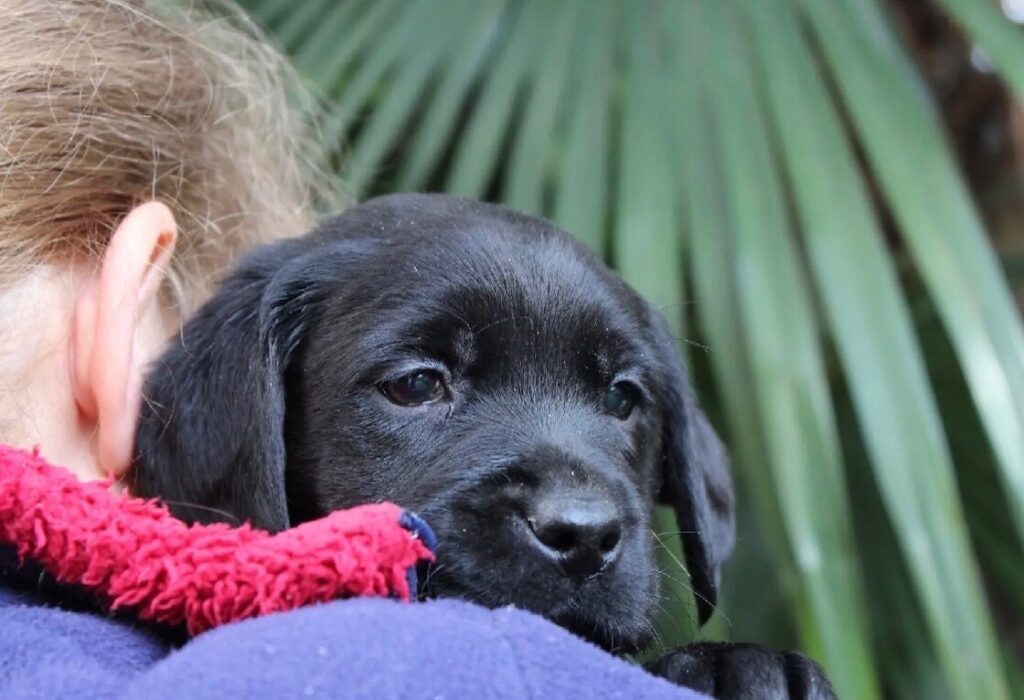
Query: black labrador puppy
131 193 835 699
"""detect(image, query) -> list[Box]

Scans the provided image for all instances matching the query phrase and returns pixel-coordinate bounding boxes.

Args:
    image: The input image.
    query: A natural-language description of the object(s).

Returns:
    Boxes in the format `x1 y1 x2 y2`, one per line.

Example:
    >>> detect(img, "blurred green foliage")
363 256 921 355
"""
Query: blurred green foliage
234 1 1024 697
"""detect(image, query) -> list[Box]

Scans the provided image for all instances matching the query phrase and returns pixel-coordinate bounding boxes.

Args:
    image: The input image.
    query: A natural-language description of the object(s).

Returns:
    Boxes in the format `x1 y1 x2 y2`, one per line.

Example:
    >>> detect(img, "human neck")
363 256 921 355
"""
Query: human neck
0 265 101 481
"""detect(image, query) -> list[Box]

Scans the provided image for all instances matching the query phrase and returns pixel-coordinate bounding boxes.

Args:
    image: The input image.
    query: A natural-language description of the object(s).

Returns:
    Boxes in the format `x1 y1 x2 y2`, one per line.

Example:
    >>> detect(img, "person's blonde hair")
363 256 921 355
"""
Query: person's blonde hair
0 0 338 312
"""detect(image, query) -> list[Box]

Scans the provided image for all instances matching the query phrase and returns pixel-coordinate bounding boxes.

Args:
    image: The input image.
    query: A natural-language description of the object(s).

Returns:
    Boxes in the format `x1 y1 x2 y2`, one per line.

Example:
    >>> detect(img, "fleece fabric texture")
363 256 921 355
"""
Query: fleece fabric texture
0 566 704 700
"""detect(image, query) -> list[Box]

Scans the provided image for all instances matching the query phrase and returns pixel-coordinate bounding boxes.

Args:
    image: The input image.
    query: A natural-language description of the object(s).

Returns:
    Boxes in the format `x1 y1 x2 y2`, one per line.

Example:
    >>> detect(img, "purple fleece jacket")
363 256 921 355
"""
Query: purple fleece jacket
0 550 703 700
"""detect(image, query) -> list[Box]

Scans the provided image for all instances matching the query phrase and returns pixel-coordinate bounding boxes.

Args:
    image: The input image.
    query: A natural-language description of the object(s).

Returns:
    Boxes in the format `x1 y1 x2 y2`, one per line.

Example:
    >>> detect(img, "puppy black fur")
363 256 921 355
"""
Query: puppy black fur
132 194 832 698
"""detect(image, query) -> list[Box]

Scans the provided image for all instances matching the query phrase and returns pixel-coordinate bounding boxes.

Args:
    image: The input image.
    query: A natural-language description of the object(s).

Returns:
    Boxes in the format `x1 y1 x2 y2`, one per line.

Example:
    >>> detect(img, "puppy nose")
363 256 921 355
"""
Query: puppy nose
524 489 623 579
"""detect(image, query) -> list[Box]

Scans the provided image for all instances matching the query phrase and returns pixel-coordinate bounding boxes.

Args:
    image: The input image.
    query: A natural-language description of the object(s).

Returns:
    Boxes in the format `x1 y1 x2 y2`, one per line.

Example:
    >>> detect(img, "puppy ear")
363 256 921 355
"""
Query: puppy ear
649 309 736 625
131 239 331 532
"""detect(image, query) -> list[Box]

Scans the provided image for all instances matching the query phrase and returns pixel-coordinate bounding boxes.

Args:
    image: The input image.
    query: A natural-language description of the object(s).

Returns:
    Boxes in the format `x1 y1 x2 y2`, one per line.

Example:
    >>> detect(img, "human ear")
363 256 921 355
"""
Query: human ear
71 201 177 479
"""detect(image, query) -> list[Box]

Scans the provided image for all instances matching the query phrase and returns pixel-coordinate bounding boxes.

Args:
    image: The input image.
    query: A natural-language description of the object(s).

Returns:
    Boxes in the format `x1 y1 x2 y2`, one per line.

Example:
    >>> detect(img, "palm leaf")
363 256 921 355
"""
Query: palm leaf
802 0 1024 554
668 0 799 656
341 0 473 197
444 0 552 198
501 0 581 215
395 1 509 191
675 3 878 695
750 1 1008 697
551 0 614 252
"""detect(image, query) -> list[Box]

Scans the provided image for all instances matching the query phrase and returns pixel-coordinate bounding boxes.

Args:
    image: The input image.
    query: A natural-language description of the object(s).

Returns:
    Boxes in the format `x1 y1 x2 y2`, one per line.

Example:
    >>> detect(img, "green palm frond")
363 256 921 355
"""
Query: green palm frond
234 1 1024 697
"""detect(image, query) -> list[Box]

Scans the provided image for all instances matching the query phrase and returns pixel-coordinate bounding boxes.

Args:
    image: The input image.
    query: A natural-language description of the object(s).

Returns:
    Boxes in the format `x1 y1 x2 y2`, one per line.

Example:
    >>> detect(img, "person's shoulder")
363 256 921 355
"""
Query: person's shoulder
125 598 699 700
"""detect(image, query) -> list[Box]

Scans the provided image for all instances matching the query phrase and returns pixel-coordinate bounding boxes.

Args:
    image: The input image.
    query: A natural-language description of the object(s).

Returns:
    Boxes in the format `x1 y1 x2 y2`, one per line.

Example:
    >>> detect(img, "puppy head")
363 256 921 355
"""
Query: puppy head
132 193 735 650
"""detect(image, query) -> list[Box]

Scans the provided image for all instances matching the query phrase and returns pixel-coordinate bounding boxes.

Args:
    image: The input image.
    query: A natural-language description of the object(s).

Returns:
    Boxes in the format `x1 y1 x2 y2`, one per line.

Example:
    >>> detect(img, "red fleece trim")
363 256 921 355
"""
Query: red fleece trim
0 445 433 634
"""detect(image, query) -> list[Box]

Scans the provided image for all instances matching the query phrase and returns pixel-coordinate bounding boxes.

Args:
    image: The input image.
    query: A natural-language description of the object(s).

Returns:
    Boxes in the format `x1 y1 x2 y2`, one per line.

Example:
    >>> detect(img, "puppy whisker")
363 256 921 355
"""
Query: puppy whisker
651 531 730 628
156 500 243 525
652 529 702 538
419 563 448 597
680 338 712 354
651 531 690 578
653 570 701 631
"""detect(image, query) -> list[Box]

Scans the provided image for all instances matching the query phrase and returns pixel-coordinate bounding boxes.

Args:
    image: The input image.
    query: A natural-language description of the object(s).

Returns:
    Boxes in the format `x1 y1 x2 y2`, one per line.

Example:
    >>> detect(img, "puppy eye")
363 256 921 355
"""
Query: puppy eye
381 370 446 406
603 382 639 420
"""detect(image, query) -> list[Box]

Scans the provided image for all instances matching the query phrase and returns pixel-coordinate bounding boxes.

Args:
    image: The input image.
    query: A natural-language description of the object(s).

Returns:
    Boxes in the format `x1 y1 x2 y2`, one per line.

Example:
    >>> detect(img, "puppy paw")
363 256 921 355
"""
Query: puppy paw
644 642 837 700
